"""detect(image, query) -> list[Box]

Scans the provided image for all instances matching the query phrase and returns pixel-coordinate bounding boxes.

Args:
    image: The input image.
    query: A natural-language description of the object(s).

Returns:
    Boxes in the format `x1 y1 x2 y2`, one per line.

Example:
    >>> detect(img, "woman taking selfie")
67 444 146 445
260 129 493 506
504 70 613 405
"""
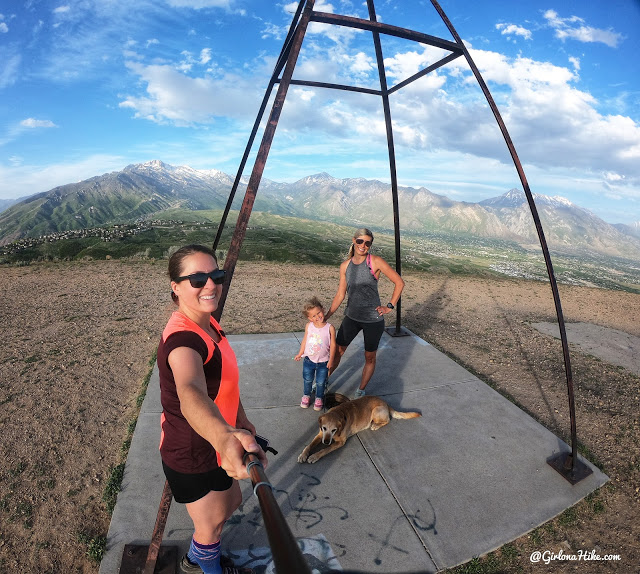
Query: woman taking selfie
157 244 263 574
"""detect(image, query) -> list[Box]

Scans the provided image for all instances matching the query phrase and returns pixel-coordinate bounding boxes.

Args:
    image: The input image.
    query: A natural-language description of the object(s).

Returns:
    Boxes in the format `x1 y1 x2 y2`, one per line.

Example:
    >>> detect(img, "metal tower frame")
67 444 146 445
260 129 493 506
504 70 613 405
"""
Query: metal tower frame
212 0 591 484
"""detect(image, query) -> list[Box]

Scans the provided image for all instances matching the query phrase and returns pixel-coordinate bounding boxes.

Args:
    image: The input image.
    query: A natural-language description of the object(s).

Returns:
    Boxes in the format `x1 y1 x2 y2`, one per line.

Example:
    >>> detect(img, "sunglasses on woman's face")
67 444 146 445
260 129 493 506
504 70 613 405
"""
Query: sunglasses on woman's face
355 238 372 247
176 269 226 288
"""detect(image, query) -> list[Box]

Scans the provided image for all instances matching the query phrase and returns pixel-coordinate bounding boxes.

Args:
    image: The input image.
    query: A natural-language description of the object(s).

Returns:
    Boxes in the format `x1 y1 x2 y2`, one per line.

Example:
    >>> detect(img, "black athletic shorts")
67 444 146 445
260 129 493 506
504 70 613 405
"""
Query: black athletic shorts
336 315 385 352
162 461 233 504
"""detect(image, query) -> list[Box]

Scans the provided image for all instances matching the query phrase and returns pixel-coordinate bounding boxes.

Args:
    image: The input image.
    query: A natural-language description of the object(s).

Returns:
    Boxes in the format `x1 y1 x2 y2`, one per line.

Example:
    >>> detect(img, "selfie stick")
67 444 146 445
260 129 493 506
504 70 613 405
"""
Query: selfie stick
243 452 311 573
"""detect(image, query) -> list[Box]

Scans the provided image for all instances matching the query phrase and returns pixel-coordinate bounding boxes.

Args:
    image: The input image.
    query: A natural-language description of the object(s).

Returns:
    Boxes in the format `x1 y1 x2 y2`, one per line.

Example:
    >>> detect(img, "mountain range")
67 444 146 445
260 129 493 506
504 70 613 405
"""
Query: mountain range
1 160 639 260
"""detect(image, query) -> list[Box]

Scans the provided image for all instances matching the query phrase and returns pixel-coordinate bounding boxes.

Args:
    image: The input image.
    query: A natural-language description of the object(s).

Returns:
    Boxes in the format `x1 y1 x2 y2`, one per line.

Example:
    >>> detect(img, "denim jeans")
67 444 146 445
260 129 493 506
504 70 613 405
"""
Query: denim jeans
302 356 328 399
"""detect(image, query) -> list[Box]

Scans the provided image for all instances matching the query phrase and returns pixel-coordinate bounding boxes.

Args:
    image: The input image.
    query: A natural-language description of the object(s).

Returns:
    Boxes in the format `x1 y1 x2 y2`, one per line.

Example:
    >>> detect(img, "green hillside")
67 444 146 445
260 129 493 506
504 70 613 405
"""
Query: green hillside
2 210 639 293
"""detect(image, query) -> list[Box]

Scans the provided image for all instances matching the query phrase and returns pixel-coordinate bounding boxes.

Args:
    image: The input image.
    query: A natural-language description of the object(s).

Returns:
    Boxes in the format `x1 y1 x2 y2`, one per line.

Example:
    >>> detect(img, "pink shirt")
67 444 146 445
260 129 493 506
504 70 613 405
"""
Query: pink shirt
304 322 331 363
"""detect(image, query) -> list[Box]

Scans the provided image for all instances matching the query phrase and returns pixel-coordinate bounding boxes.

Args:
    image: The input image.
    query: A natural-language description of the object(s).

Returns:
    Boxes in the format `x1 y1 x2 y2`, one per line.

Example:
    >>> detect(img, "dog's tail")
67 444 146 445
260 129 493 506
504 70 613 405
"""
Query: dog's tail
389 407 421 420
324 392 350 409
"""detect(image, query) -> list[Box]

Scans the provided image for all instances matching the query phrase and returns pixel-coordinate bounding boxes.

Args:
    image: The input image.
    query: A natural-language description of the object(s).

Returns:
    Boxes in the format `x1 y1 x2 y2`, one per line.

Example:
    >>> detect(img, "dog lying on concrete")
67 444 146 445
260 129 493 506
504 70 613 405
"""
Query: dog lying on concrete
297 393 421 464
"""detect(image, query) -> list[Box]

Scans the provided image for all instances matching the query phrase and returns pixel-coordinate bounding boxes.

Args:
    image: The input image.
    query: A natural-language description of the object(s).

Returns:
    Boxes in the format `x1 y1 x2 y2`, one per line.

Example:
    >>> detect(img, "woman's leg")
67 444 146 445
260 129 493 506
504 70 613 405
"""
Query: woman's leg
328 345 347 377
359 350 377 391
359 319 384 391
183 481 242 573
331 316 361 377
186 480 241 543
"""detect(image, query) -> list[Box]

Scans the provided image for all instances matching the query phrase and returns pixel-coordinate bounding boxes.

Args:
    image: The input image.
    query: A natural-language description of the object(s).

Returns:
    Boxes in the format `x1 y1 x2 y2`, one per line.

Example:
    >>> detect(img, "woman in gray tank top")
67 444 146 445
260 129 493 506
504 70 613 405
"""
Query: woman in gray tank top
324 228 405 398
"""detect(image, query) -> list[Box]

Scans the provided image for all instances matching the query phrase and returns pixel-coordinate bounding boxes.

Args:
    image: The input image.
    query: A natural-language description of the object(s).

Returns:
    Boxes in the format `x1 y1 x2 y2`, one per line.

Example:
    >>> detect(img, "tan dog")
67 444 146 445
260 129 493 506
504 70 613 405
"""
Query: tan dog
298 393 421 464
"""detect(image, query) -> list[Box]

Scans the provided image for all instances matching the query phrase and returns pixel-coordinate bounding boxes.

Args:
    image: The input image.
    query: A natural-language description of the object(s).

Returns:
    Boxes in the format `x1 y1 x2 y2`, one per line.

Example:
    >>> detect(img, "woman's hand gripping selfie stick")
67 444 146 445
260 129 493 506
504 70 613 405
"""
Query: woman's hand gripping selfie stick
244 437 311 574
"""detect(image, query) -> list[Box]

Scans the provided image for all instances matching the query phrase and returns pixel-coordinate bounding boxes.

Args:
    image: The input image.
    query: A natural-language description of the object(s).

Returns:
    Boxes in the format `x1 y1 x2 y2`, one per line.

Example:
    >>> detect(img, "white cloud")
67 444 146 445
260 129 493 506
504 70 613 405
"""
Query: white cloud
0 118 58 147
441 48 640 189
0 22 8 34
496 23 532 41
199 48 212 65
20 118 58 128
117 13 640 203
304 2 365 44
346 51 374 76
35 1 618 220
175 48 216 72
293 88 315 103
261 21 286 41
283 2 299 15
0 52 20 88
35 0 239 82
275 39 640 197
120 61 259 124
314 1 335 12
53 5 71 14
603 172 625 183
384 46 449 90
0 155 127 199
543 10 624 48
164 0 232 8
467 49 578 91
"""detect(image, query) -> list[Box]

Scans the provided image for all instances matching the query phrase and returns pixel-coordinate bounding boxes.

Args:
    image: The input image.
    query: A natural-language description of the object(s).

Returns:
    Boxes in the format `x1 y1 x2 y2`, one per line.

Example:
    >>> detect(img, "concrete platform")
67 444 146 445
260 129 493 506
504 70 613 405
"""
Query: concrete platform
99 329 608 574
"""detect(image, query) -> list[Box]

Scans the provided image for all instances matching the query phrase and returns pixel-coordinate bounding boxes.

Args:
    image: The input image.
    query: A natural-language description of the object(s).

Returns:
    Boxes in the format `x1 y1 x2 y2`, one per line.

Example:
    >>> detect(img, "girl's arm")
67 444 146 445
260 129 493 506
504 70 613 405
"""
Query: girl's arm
324 260 349 321
294 322 309 360
168 347 267 478
328 324 337 367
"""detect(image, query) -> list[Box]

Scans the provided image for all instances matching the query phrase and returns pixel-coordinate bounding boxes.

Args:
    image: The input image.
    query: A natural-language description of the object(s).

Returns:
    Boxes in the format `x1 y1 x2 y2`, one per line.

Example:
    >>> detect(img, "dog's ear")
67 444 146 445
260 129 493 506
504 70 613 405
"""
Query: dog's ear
337 412 347 434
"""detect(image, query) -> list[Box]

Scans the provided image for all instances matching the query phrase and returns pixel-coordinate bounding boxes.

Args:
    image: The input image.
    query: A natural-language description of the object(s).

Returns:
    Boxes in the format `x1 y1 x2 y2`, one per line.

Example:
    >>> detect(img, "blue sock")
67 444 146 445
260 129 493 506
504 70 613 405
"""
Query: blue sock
187 538 222 574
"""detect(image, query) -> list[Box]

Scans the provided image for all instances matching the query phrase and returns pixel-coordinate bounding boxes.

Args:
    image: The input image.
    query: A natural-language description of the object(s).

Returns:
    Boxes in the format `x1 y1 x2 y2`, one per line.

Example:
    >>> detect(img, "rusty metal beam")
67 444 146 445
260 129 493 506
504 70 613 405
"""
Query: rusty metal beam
388 51 461 95
280 55 464 96
366 0 407 337
212 0 306 252
278 78 382 96
429 0 590 483
119 481 177 574
143 480 174 574
311 11 463 53
214 0 317 321
212 0 587 484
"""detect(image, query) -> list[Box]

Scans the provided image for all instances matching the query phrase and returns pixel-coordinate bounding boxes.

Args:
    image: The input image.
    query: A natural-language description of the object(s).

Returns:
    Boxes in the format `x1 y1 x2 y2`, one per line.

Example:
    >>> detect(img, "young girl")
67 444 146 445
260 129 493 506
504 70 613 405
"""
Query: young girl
294 296 337 411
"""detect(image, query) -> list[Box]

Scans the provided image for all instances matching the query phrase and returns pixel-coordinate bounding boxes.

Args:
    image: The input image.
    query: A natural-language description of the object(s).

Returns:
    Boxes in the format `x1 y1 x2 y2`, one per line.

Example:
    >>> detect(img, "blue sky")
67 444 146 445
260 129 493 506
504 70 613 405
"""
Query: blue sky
1 1 639 224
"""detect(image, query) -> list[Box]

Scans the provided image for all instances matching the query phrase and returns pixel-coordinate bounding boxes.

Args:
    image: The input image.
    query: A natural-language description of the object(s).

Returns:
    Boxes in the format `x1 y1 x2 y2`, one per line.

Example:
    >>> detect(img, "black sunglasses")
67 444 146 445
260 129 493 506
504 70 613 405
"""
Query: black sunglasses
176 269 226 288
355 238 372 247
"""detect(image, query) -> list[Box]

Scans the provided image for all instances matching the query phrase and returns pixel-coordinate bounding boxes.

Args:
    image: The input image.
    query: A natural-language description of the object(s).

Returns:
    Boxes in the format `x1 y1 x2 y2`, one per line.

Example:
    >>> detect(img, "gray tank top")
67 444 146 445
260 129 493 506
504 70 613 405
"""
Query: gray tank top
345 258 382 323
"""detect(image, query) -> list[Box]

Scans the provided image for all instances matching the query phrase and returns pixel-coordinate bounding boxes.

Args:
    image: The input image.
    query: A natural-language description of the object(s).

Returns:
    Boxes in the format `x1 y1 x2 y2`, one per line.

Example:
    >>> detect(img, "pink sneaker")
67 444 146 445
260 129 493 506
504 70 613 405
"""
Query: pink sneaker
313 398 324 411
300 395 311 408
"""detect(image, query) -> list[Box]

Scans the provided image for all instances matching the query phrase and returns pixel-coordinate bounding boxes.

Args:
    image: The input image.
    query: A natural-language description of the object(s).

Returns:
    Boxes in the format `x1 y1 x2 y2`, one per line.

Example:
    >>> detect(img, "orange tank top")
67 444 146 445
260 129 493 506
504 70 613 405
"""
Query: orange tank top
159 311 240 469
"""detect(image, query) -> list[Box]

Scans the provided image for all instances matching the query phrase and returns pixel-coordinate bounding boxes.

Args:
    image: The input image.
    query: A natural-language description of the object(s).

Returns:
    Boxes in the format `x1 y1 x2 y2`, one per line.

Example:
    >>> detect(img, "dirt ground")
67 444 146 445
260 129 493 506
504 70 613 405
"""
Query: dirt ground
0 259 638 573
